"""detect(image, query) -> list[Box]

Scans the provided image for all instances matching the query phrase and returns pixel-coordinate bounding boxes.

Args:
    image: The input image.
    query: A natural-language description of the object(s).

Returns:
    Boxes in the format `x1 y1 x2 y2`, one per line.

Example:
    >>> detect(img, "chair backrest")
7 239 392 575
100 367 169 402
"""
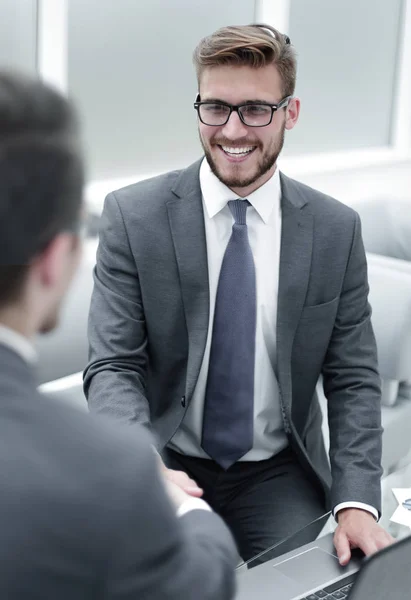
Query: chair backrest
34 239 98 384
355 198 411 261
367 252 411 404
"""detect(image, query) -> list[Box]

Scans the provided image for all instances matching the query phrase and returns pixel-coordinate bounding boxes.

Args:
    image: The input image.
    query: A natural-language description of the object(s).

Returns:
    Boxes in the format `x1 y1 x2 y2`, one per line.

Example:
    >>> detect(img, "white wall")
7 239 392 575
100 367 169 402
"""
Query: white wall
2 0 410 212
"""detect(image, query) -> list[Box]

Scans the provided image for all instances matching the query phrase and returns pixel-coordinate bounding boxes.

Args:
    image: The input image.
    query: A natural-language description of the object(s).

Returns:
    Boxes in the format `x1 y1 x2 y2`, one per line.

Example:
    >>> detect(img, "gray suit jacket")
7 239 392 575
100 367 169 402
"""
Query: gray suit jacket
0 343 237 599
84 158 383 514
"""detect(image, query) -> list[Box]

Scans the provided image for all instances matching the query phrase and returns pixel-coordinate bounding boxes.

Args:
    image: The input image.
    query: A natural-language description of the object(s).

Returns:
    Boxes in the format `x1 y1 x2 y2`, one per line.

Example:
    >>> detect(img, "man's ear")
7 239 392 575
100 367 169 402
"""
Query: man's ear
285 96 301 131
32 233 75 288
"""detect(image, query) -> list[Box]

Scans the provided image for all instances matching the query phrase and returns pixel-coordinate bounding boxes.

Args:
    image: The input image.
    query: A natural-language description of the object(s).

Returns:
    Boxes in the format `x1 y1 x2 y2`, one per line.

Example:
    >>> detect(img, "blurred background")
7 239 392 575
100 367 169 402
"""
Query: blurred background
2 0 411 536
2 0 410 210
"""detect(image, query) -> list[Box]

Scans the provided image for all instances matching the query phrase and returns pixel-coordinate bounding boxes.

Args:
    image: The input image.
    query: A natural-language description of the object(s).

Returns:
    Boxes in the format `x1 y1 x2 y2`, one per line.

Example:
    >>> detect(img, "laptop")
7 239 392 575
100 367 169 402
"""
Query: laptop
236 530 411 600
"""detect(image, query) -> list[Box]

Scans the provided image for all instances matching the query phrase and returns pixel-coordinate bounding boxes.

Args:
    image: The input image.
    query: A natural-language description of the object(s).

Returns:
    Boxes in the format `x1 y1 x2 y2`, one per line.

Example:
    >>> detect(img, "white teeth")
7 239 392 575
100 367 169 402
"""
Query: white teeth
221 146 255 155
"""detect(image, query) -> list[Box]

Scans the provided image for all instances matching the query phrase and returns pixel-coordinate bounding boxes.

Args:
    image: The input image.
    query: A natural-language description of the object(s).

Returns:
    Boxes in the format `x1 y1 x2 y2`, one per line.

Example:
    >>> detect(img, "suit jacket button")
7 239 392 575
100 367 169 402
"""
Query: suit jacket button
181 396 186 407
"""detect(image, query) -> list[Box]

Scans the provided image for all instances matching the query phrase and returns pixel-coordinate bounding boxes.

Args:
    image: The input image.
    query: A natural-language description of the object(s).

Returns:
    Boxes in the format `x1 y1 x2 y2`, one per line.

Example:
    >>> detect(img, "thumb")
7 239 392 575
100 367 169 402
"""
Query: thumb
334 529 351 566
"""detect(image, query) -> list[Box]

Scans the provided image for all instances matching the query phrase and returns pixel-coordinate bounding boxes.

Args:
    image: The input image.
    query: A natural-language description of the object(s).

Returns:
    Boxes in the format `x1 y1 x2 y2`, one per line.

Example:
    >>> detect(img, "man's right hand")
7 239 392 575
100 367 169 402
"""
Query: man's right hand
163 466 204 498
155 451 204 498
162 478 192 511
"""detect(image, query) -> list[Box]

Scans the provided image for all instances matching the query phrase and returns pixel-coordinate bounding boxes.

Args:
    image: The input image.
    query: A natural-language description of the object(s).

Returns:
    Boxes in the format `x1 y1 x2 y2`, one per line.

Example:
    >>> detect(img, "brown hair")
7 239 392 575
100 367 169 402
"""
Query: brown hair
0 71 84 308
193 23 297 97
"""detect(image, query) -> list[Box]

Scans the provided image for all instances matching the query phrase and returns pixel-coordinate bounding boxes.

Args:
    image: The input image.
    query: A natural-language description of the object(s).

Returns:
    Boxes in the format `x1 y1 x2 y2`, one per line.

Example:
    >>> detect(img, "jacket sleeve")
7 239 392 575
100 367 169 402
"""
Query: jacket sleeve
103 438 238 600
322 213 383 514
83 192 150 429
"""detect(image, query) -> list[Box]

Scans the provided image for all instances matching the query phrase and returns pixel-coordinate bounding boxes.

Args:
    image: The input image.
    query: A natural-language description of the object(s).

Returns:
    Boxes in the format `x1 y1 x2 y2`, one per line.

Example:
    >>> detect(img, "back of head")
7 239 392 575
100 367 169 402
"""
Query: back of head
193 23 297 96
0 72 84 307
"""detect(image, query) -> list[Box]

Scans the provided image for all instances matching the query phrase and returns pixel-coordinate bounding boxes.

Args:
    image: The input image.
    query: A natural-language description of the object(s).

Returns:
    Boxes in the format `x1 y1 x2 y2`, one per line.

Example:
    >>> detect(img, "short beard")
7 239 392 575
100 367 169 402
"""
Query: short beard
200 122 286 190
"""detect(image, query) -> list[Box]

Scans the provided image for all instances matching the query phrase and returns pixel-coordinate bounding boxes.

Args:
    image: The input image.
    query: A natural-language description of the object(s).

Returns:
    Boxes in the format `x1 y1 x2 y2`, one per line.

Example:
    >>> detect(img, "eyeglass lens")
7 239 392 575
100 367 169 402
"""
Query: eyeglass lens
199 103 273 126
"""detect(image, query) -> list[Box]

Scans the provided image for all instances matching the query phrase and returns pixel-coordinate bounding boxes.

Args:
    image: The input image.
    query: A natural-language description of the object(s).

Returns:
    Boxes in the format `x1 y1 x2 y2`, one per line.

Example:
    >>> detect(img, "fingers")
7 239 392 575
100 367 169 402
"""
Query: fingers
164 479 190 510
370 529 395 553
355 536 378 558
333 528 352 566
184 485 204 497
177 473 203 496
334 521 395 567
165 468 204 497
360 527 395 555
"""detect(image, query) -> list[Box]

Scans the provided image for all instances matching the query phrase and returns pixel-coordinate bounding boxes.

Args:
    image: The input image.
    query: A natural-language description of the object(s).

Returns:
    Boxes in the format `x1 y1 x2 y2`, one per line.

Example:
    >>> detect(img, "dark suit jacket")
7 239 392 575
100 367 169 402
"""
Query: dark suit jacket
84 158 383 514
0 343 237 599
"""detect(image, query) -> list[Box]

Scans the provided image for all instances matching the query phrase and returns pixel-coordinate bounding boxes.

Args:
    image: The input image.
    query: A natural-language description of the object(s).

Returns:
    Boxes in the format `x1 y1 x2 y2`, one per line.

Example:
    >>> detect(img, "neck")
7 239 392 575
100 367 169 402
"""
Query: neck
0 306 34 340
230 163 277 198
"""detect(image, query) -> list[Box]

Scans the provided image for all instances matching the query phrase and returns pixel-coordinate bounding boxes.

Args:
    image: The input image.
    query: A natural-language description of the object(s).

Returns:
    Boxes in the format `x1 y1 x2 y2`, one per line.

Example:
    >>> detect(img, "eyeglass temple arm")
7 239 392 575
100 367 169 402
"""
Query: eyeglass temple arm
277 95 293 109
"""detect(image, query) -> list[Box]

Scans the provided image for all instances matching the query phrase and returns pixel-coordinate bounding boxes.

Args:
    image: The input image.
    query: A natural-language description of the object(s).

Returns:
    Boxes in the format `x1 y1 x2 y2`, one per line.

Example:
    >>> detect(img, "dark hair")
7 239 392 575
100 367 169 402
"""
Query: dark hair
0 72 84 307
193 23 297 97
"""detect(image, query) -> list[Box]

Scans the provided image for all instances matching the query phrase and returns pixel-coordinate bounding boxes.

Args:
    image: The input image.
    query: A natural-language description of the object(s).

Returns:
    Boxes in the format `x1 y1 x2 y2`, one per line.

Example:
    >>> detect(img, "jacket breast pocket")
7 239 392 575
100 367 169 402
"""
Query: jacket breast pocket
300 296 339 324
295 296 340 359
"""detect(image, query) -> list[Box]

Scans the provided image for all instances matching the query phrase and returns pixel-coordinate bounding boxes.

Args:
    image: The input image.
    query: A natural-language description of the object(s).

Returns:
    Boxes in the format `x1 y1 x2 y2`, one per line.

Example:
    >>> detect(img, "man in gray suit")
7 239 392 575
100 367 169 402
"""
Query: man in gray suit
0 71 237 599
85 24 393 566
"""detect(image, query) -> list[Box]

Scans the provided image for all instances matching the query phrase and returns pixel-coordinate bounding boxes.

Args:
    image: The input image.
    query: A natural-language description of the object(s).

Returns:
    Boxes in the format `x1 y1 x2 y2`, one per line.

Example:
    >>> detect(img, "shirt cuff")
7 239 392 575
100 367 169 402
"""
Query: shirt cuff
177 497 212 518
333 502 379 522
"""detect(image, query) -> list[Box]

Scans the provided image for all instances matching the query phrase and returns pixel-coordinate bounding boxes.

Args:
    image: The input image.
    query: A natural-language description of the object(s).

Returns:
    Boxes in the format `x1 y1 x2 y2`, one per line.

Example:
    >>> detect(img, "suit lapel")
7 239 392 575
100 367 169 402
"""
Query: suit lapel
166 160 209 403
165 165 313 410
277 173 314 414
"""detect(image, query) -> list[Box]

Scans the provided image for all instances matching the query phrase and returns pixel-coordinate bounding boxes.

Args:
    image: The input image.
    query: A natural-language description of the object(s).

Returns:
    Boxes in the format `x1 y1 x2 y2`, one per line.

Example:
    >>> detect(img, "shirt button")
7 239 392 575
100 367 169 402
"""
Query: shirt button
181 396 186 407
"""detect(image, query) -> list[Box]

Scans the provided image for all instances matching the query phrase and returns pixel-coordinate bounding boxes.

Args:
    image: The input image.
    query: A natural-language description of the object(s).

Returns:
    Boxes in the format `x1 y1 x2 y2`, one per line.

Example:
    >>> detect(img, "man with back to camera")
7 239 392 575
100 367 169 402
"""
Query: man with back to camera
84 23 393 565
0 71 238 599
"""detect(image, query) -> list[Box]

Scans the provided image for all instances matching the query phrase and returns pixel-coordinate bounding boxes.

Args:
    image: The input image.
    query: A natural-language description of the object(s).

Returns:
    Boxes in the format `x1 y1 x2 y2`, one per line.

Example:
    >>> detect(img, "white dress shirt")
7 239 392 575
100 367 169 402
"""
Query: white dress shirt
176 497 212 517
168 158 378 521
169 158 288 461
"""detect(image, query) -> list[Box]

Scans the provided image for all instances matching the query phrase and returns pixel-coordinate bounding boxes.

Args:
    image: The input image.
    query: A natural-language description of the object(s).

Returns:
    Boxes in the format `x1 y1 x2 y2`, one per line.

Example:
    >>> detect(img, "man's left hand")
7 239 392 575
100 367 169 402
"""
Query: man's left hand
333 508 394 566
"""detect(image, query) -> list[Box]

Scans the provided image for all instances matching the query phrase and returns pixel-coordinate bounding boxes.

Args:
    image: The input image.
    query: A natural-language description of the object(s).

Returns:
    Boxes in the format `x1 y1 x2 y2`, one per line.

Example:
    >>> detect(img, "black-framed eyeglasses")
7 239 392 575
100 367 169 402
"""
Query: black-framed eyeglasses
194 94 292 127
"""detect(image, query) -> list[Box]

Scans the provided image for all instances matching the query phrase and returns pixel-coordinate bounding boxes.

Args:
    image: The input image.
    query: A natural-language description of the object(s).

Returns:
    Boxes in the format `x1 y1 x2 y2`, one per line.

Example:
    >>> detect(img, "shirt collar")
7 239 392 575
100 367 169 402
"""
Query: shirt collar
0 324 37 365
199 157 281 224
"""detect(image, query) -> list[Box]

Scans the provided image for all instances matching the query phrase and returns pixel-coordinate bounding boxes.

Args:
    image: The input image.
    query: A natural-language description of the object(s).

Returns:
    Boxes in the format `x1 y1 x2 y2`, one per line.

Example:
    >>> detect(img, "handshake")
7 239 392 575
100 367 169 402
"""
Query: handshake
156 453 205 511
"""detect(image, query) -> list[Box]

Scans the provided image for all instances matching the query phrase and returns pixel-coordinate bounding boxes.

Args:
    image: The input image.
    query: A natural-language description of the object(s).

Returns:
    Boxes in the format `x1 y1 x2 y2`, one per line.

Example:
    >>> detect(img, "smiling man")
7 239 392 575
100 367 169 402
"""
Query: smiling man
195 62 290 195
85 23 393 565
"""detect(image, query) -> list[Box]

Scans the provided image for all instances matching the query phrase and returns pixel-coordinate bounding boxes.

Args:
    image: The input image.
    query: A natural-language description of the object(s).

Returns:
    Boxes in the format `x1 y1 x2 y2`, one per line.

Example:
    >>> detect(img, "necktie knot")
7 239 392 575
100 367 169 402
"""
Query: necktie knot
228 199 250 225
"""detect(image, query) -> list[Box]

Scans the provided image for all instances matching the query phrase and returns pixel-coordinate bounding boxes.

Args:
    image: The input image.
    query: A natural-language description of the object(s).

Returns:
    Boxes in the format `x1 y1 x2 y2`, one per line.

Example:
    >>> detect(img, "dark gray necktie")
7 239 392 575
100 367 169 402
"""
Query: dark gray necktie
201 199 256 469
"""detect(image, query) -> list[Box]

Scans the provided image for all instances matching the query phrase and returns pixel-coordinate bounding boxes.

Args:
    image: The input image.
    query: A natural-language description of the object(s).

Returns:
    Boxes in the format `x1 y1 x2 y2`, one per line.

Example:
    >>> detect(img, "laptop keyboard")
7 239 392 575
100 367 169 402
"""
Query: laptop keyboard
301 572 356 599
